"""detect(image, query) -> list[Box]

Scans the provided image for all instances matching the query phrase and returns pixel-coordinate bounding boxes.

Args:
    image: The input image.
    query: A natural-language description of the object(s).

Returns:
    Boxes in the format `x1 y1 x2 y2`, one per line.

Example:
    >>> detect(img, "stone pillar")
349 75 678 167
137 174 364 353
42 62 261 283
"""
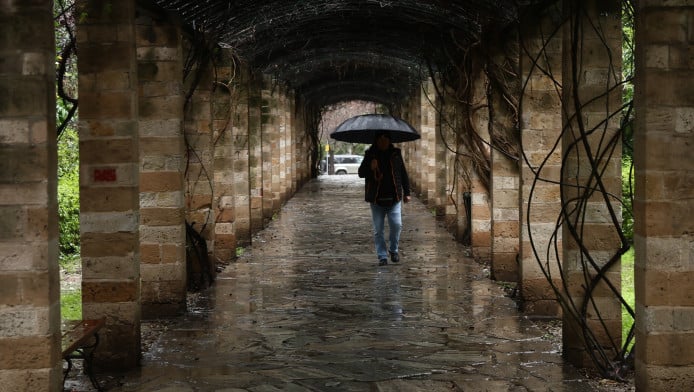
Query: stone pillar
291 98 302 186
409 90 423 195
271 86 282 210
469 177 491 260
469 61 492 260
401 96 421 195
634 3 694 391
438 91 458 232
435 93 449 212
294 98 310 185
212 51 237 263
420 79 438 205
518 6 564 316
489 40 521 282
77 0 141 368
399 96 414 191
286 91 297 196
248 72 264 234
231 65 252 247
184 51 215 262
136 10 186 318
454 150 471 245
261 74 279 220
561 0 623 367
279 87 289 203
0 1 61 389
491 149 520 281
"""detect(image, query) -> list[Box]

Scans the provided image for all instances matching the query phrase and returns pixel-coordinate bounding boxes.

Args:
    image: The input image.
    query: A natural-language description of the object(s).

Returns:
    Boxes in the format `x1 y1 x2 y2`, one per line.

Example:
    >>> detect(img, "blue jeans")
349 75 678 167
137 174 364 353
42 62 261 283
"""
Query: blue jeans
370 201 402 260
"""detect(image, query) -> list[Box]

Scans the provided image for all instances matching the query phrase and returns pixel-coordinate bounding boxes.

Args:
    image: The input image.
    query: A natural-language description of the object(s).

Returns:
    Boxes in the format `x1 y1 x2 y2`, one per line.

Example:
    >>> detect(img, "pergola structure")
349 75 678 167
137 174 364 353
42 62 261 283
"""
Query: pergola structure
1 1 693 391
151 0 528 108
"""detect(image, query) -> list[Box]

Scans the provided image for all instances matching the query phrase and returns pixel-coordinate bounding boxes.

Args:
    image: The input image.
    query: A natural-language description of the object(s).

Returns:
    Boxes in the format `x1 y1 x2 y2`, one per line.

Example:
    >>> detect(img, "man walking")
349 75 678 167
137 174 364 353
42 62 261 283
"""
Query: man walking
358 130 412 266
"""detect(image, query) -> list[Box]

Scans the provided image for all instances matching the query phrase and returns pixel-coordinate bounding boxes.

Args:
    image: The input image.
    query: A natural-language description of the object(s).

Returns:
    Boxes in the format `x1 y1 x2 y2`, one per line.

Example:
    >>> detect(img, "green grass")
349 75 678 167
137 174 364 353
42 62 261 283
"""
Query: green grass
60 254 82 320
61 289 82 320
621 247 635 350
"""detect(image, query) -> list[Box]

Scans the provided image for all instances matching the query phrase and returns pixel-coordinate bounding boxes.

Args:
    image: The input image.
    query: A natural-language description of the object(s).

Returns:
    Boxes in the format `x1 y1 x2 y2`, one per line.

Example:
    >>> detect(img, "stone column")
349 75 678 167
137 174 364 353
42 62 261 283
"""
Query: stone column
212 51 237 263
136 10 186 318
287 91 297 196
469 61 492 260
491 149 520 282
450 98 471 245
518 6 564 316
413 84 425 195
294 98 310 185
248 72 264 234
271 86 282 210
261 74 280 220
634 3 694 391
420 79 438 205
489 39 521 282
184 50 215 265
400 97 420 194
408 90 423 195
279 87 289 203
0 1 61 389
561 0 623 367
438 90 458 232
231 65 252 247
77 0 141 367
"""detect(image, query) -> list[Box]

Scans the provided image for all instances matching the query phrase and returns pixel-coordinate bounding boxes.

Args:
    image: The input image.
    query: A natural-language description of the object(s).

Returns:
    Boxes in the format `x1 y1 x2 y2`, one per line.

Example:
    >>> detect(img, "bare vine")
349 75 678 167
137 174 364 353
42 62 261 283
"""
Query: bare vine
55 0 78 137
517 0 635 380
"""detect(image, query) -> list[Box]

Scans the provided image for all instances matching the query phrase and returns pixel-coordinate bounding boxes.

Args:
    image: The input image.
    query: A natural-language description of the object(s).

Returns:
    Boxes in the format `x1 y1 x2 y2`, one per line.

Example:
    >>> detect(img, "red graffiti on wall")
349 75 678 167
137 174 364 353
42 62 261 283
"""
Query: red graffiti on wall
94 168 117 182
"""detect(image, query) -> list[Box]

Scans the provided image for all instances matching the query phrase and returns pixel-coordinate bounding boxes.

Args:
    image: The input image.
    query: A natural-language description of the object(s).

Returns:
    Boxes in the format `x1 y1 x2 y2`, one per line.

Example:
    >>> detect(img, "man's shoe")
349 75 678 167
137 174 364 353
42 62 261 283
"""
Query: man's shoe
378 258 388 266
389 251 400 263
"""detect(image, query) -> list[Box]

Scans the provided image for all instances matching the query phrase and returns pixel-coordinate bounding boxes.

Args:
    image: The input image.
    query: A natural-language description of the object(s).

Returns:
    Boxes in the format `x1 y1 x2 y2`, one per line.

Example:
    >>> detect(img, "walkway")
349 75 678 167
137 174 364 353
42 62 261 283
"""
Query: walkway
99 175 604 391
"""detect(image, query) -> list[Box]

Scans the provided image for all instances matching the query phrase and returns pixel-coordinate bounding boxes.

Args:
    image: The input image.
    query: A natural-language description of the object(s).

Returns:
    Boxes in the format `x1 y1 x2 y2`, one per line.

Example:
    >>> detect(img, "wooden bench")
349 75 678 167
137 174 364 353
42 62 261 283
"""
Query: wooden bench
62 318 105 391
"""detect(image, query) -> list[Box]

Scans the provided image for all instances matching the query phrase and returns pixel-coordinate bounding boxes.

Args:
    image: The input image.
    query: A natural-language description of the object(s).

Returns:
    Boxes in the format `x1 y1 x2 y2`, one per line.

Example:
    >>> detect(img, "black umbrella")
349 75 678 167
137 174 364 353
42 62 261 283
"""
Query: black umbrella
330 114 420 144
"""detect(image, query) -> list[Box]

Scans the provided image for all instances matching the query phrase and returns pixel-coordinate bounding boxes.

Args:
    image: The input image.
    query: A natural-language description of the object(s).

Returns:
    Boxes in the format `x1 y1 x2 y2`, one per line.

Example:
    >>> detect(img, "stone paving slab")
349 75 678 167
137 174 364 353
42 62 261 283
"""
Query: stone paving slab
86 175 621 392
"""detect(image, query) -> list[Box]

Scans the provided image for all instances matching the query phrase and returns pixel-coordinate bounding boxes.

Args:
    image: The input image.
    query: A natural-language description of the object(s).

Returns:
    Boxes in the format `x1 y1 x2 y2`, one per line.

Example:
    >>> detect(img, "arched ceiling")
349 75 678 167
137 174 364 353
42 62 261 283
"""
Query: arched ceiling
153 0 549 109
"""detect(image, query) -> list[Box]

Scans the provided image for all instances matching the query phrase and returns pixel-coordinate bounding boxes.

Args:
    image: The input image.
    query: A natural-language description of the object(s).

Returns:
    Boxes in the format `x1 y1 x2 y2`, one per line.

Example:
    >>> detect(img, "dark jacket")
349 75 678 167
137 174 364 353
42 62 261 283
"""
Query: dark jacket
358 145 411 204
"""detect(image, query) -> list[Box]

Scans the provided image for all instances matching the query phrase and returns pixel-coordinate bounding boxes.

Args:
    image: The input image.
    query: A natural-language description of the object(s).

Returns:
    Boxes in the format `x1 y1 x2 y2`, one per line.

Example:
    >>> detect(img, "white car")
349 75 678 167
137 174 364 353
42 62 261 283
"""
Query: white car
330 154 364 175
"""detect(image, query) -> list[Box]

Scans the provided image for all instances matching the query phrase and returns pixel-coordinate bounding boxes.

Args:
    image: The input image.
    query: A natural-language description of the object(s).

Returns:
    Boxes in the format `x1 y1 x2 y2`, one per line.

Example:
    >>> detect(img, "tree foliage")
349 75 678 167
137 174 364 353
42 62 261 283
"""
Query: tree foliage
58 128 80 260
55 0 81 263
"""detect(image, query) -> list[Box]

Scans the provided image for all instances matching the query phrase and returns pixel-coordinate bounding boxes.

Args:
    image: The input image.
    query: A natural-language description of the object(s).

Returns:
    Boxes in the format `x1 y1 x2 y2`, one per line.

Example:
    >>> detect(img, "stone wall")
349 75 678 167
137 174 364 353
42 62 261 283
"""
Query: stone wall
230 64 252 246
518 6 564 317
468 59 492 260
183 43 215 265
634 2 694 391
71 2 312 370
488 35 521 283
561 0 623 367
136 9 186 318
77 0 141 369
212 51 238 265
0 1 61 390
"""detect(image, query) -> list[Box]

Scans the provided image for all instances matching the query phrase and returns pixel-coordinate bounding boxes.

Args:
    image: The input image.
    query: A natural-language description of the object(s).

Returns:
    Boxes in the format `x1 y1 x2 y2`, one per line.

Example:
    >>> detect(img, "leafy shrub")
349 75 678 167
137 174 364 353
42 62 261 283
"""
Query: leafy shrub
58 127 80 263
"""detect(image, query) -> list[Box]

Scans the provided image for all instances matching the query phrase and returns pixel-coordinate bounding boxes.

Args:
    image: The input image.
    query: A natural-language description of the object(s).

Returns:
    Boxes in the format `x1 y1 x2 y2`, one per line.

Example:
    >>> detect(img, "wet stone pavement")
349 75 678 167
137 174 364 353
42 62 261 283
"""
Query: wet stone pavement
83 175 622 392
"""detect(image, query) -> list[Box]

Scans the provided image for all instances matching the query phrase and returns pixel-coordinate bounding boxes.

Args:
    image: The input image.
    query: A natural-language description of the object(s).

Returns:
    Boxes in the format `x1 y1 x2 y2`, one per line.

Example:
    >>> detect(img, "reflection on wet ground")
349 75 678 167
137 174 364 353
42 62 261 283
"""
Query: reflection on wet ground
92 175 606 391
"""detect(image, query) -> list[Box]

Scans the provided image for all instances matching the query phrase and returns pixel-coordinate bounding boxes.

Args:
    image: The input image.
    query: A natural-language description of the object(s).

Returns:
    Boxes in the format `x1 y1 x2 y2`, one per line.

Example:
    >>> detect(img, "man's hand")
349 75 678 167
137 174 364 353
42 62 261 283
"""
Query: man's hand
404 195 411 203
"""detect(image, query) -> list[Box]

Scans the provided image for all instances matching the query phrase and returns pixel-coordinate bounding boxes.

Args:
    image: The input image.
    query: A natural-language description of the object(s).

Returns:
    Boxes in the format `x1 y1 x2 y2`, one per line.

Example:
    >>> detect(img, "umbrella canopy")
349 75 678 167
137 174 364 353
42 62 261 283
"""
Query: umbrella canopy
330 114 420 144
